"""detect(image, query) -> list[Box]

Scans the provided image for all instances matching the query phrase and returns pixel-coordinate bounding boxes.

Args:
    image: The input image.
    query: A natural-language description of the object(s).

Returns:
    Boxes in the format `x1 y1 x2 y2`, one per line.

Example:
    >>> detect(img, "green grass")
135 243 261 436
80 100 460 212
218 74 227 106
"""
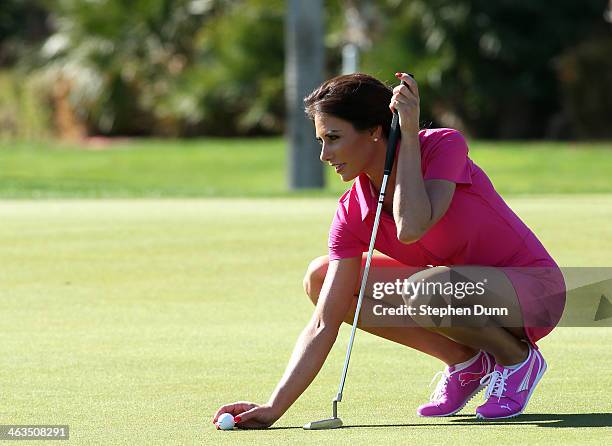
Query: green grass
0 138 611 198
1 196 611 445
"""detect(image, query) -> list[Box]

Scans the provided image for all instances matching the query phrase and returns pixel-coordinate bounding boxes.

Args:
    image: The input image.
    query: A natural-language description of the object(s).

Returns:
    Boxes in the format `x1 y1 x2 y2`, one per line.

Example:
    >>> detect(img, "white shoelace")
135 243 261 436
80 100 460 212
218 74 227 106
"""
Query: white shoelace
480 369 510 400
429 371 450 402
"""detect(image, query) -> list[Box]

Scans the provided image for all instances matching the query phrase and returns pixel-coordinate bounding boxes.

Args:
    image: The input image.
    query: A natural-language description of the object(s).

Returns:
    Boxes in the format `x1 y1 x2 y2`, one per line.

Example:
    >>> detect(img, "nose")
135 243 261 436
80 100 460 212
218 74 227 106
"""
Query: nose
319 143 332 163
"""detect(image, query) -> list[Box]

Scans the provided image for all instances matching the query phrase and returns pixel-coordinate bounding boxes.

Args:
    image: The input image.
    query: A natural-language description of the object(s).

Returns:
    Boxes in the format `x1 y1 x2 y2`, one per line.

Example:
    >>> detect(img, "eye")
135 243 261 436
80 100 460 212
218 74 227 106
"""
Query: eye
315 135 339 145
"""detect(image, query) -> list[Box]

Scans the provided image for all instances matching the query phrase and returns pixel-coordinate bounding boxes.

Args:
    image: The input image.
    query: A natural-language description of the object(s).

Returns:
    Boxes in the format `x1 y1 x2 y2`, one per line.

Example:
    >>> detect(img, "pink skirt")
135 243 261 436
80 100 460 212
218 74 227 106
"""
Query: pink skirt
359 242 567 347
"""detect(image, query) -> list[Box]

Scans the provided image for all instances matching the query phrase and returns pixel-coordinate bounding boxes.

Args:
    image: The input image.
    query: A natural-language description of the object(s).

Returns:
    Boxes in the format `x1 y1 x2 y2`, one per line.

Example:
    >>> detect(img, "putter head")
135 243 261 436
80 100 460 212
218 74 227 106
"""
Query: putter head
303 417 343 430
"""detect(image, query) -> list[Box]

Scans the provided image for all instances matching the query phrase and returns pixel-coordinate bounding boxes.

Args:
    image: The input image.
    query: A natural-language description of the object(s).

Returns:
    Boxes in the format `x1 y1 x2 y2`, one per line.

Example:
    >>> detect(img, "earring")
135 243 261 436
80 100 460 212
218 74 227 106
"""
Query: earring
374 138 379 142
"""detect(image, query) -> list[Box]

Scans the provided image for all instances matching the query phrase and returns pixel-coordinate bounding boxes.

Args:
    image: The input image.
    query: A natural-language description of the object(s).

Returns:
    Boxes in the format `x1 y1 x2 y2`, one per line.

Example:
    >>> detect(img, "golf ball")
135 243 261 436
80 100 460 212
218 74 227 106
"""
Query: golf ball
216 413 235 430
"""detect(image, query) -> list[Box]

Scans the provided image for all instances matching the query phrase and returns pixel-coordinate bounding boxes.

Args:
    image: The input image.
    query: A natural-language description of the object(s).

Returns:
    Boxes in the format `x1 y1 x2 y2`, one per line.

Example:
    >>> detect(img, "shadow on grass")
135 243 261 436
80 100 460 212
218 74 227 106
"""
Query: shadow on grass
448 413 612 428
264 413 612 430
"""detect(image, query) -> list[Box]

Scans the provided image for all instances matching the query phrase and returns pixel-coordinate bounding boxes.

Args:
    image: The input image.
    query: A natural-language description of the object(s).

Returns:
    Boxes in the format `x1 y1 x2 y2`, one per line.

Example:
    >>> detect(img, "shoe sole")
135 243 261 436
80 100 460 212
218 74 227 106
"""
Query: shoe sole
475 355 548 420
417 384 486 418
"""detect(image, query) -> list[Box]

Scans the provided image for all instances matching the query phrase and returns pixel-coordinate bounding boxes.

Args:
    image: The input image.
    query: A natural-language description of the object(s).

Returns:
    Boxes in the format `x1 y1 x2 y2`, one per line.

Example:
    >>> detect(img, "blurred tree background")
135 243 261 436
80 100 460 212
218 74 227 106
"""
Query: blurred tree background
1 0 611 140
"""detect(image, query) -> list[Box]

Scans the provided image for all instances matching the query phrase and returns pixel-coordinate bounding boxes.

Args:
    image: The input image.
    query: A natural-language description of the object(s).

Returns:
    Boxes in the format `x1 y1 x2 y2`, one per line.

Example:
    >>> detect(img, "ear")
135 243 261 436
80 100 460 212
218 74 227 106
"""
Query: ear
368 125 383 140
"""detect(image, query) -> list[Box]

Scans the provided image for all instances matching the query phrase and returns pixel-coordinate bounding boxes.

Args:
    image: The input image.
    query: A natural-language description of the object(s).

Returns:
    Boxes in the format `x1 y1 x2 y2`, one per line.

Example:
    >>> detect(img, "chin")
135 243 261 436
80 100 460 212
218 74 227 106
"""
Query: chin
339 171 359 182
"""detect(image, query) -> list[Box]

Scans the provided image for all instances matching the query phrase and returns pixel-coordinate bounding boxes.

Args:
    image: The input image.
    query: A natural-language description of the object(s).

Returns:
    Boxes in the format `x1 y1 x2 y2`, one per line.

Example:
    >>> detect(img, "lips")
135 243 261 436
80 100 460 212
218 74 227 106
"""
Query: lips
332 163 346 173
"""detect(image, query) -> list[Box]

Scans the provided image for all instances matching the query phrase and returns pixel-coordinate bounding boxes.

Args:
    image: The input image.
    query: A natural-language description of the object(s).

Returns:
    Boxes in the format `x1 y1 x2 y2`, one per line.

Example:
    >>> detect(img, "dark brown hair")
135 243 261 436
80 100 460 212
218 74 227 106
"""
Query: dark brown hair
303 73 393 140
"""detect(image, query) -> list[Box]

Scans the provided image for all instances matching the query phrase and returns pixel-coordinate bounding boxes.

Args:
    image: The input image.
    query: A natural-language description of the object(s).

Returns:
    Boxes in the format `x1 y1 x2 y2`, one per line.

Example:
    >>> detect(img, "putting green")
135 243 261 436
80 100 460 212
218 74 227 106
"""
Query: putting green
0 197 611 445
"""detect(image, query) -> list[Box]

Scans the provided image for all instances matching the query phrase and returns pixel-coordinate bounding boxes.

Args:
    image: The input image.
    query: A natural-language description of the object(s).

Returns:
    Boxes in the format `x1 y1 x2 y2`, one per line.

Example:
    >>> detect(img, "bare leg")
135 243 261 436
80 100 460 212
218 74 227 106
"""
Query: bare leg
405 266 530 366
431 327 528 366
303 255 478 366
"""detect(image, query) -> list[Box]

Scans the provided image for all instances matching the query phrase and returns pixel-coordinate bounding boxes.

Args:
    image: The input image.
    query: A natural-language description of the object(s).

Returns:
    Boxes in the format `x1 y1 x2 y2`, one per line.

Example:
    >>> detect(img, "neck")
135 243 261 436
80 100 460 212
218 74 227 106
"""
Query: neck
363 147 397 210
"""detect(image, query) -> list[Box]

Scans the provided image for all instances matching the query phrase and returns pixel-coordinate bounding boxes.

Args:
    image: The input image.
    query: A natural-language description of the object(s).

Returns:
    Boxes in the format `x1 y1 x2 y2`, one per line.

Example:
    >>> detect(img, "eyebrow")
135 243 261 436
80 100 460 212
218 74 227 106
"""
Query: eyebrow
316 129 341 138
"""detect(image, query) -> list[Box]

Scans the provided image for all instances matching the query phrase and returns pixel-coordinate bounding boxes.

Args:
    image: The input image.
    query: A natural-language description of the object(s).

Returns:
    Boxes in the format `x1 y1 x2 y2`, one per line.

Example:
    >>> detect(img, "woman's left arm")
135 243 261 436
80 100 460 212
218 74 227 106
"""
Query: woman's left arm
390 72 455 244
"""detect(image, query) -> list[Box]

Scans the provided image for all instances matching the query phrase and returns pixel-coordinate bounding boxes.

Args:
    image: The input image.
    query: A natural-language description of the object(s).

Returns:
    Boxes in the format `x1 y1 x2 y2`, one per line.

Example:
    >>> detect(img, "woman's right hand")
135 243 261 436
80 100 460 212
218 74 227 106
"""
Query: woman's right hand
211 401 279 429
211 259 362 430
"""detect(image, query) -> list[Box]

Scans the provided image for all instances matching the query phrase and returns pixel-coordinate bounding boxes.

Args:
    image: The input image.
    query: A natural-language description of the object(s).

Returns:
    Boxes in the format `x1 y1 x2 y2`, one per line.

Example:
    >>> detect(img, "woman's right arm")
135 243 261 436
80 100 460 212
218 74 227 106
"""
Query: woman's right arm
212 256 362 429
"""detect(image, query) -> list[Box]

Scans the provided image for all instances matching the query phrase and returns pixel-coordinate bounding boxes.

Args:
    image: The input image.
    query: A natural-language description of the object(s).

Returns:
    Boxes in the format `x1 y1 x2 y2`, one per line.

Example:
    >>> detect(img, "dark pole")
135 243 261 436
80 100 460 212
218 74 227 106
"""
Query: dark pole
285 0 325 189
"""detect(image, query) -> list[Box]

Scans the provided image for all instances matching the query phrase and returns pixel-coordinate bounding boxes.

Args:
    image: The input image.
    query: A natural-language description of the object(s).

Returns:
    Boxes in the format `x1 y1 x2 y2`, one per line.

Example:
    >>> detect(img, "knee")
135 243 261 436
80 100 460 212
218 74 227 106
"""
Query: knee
402 267 450 305
303 255 329 304
402 267 453 327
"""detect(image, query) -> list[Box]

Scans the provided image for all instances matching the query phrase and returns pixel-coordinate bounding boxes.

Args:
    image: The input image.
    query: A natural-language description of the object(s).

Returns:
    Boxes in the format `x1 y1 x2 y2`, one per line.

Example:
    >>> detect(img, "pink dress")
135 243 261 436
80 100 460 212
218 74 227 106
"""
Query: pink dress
327 128 566 346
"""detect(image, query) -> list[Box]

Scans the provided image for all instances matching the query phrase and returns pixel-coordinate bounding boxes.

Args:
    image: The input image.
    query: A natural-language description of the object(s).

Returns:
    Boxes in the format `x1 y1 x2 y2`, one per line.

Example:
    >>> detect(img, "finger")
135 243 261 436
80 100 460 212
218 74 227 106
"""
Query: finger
212 401 255 423
213 404 238 423
389 98 407 113
390 93 412 109
234 406 260 426
236 420 266 430
392 84 416 100
394 72 418 95
392 89 418 105
215 401 255 420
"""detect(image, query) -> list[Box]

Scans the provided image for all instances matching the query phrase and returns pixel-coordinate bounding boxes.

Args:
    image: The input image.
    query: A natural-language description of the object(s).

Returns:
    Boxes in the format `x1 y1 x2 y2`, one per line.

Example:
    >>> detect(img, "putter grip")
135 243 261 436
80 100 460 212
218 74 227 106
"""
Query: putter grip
383 112 401 175
383 80 409 175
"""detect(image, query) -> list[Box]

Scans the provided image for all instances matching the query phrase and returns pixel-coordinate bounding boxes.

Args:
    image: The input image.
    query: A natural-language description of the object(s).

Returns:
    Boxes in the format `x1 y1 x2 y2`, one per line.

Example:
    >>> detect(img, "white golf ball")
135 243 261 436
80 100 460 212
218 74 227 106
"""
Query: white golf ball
216 413 235 430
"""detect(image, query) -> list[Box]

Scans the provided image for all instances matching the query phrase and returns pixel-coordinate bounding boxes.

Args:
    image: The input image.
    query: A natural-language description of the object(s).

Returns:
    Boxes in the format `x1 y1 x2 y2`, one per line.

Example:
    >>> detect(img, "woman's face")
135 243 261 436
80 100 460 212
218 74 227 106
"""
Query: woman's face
314 113 380 182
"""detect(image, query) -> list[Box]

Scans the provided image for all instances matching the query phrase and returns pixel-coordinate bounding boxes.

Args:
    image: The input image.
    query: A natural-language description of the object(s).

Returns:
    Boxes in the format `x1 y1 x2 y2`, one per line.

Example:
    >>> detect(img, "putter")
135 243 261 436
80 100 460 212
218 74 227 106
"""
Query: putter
304 80 408 430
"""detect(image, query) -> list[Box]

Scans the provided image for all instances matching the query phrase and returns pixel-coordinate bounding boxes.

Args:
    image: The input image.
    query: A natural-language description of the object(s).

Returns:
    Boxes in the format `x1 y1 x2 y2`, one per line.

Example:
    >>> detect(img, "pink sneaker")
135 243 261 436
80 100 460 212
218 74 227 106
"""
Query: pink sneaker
476 344 547 419
417 351 495 417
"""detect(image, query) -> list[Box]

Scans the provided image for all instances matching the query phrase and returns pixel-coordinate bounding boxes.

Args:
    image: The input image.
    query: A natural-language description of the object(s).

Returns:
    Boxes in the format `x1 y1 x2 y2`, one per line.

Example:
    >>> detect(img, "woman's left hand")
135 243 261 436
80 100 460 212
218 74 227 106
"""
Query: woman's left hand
390 72 420 135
